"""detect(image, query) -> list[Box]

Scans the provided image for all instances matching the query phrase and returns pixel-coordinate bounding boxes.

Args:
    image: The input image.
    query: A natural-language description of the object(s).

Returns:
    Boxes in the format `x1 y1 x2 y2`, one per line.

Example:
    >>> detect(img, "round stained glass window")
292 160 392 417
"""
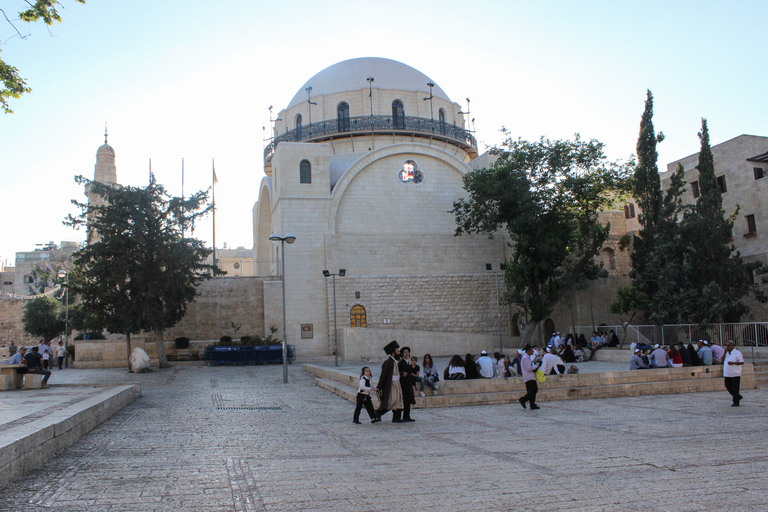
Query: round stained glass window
398 160 423 184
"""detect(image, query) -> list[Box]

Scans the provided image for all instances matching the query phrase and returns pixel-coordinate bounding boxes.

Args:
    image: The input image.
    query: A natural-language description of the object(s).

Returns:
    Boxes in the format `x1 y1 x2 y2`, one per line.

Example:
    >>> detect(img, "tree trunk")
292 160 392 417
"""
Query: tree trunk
519 320 540 346
155 328 170 368
126 332 132 369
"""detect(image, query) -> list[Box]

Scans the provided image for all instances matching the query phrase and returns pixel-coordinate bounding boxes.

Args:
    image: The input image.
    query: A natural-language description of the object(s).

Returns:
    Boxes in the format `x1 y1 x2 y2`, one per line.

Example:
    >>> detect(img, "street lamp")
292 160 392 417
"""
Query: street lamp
486 263 506 354
269 232 296 384
322 269 346 367
57 270 70 367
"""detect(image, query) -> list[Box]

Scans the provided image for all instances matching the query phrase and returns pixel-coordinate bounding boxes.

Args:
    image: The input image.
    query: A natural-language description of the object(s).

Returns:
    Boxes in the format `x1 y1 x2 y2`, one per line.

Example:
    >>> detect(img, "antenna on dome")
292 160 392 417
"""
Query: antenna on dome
459 98 473 133
367 77 375 116
423 82 435 121
104 122 108 144
306 86 317 132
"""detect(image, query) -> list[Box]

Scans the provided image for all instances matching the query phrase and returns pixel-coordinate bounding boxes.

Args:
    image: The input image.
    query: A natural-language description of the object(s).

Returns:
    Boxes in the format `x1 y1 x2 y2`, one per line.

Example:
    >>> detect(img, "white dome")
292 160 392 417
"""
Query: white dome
286 57 451 110
97 143 114 156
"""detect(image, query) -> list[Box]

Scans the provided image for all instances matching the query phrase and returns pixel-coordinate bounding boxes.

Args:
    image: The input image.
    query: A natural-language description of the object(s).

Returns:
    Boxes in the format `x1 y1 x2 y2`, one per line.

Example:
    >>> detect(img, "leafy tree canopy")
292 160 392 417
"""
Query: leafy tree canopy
22 296 65 341
452 134 631 342
1 0 85 113
65 174 217 367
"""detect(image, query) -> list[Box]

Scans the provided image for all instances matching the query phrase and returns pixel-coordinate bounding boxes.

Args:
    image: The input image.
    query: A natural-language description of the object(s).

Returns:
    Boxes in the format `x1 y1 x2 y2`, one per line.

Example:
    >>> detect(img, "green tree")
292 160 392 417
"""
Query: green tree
1 1 86 113
677 119 767 323
65 174 217 368
624 90 690 325
452 134 630 343
22 296 65 341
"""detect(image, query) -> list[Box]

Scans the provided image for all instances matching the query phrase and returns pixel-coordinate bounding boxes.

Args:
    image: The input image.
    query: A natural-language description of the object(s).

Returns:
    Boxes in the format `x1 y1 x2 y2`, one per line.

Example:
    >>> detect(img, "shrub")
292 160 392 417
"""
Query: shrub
174 336 190 349
74 332 106 340
66 345 75 360
219 335 233 346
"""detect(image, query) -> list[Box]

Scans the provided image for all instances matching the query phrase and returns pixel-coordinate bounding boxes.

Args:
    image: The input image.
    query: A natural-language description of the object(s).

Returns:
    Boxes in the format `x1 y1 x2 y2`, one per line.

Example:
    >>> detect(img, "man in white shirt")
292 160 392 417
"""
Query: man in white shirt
476 350 495 378
517 344 541 410
723 341 744 406
540 348 563 375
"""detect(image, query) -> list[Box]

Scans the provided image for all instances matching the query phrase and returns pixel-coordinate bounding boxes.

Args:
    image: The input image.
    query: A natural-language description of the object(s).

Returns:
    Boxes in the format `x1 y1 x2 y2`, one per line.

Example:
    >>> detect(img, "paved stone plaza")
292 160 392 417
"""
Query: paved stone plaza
0 363 766 511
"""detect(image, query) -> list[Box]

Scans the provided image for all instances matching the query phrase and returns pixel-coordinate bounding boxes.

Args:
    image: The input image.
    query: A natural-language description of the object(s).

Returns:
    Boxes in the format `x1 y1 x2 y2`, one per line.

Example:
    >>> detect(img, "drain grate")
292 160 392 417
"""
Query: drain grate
212 393 283 411
217 406 282 411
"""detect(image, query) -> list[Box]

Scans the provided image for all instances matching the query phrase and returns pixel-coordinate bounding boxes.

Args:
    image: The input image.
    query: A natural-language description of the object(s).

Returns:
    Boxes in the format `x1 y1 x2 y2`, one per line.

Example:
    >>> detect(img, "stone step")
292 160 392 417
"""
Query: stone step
306 364 755 408
314 373 732 407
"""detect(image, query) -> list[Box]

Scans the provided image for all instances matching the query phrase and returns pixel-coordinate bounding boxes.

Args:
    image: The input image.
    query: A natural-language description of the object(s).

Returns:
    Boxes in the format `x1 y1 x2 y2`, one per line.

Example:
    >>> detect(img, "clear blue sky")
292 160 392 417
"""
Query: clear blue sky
1 0 766 265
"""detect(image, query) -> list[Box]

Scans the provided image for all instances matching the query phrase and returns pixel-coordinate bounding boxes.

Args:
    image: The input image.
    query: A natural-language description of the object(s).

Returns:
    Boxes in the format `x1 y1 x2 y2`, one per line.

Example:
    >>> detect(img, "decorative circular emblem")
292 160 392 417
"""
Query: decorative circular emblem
398 160 423 184
233 262 241 269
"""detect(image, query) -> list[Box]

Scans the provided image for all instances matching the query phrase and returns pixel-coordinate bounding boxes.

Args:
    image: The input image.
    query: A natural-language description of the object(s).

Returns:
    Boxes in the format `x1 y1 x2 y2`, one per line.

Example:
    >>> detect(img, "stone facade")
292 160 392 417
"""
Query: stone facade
663 134 768 321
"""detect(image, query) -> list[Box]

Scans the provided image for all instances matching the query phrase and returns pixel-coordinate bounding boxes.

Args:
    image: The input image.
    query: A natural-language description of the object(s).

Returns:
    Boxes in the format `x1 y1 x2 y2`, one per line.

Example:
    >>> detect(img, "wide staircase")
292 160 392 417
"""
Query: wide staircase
304 361 756 408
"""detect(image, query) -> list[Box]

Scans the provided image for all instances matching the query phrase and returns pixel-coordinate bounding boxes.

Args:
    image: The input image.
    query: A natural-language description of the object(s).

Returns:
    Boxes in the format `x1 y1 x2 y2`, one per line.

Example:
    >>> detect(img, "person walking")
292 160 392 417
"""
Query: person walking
353 367 379 424
375 341 404 422
518 344 541 410
398 346 416 422
56 341 67 370
723 341 744 406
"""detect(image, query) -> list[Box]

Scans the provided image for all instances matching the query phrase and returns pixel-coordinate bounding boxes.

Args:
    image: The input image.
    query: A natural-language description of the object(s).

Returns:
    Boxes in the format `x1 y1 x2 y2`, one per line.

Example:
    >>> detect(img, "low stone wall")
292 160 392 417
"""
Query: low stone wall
73 339 213 368
338 326 518 360
0 385 137 489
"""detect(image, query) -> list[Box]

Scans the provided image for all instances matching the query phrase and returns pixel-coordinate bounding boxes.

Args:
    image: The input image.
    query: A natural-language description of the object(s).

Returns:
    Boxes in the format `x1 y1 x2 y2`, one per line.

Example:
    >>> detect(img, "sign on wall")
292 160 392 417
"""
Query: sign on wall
301 324 313 339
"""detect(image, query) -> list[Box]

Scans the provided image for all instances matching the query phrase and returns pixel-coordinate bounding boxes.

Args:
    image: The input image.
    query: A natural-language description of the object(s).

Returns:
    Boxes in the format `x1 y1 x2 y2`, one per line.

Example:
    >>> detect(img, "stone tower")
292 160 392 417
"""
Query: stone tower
85 127 118 242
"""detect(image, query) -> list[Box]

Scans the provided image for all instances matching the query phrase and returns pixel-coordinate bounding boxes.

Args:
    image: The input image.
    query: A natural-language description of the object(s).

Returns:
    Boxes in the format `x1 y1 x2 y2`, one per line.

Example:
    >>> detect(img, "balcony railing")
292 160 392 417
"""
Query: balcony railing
264 114 477 162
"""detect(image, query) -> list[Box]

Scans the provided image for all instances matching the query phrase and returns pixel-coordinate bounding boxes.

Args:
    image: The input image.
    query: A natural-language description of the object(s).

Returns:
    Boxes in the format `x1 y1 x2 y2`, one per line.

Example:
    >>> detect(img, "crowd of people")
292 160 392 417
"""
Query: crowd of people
628 340 729 370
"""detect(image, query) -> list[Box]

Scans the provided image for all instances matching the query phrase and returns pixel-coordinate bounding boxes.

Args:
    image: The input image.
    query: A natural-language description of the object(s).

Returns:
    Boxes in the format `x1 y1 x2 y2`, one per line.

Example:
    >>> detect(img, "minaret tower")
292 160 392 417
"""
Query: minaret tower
85 125 118 242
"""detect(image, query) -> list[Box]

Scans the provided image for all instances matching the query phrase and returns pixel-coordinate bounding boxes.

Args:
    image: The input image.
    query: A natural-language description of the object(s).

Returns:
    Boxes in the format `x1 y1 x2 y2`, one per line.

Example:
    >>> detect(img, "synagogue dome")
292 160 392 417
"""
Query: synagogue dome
285 57 451 110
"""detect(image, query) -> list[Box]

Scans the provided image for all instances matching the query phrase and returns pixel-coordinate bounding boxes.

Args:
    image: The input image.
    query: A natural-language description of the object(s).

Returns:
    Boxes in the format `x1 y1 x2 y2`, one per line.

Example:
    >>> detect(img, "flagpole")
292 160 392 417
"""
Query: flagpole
212 158 216 269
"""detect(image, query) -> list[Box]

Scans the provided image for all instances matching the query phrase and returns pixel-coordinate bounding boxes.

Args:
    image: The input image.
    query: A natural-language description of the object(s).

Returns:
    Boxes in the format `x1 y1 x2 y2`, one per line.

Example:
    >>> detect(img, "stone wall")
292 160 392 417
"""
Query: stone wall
326 273 514 358
338 326 517 360
0 300 34 346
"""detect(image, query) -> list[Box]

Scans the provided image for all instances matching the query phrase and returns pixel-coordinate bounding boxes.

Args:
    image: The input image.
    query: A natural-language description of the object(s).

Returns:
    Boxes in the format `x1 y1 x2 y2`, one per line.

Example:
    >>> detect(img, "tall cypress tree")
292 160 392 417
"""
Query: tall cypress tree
679 118 767 323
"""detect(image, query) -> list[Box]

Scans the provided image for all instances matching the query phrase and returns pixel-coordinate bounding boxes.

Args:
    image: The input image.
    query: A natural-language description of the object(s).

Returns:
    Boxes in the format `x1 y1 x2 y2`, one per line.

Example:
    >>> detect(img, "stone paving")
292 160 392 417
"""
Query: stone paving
0 363 766 511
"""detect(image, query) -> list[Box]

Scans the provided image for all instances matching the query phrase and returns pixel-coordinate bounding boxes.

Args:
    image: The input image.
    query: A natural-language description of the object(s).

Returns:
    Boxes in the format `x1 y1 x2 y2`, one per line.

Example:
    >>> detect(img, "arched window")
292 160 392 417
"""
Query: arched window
392 100 404 129
600 248 616 271
300 160 311 184
350 305 367 327
295 114 302 140
337 102 350 132
438 108 446 134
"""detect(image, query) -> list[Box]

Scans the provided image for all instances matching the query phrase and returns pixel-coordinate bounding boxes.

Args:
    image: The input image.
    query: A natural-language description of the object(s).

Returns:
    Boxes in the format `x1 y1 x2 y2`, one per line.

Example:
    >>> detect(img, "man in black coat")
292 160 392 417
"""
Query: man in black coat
398 346 416 422
375 340 404 422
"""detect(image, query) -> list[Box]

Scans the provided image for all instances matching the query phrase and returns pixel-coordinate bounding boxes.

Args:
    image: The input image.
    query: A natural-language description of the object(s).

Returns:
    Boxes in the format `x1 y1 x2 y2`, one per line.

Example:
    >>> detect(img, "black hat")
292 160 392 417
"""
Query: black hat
400 346 411 355
383 340 399 355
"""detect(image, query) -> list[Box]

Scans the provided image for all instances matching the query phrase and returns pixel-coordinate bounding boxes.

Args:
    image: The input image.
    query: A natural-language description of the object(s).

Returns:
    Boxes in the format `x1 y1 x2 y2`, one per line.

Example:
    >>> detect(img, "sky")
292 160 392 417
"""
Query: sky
1 0 767 267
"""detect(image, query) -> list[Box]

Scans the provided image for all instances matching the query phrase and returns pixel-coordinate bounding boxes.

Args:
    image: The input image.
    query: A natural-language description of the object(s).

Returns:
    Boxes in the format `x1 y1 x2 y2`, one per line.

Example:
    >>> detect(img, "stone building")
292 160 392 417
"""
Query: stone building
663 134 768 320
252 57 520 359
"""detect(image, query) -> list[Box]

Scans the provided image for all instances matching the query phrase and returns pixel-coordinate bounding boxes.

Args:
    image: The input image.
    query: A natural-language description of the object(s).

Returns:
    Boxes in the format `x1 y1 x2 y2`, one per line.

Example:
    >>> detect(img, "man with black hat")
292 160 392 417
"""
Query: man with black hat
398 346 416 422
376 340 404 422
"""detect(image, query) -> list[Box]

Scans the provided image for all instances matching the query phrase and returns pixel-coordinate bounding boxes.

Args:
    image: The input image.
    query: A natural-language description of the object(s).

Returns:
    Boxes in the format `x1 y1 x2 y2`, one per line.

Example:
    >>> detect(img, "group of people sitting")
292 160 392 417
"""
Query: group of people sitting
440 345 580 381
6 340 66 387
629 340 726 370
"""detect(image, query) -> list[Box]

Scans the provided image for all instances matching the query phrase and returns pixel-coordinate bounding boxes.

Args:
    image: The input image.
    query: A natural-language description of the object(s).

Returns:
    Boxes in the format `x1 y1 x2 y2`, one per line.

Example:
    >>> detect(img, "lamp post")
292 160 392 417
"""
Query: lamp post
486 263 505 354
322 269 346 367
269 232 296 384
57 270 69 367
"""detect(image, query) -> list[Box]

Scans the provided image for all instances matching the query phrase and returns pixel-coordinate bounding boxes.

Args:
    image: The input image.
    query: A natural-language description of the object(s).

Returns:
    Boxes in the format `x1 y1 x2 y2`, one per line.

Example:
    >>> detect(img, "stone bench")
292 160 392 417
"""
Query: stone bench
24 373 44 389
0 364 25 390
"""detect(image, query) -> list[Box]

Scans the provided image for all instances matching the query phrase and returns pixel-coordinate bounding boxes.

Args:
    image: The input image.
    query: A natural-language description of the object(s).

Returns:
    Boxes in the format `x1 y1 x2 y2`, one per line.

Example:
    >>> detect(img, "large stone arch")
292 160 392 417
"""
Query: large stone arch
327 143 472 235
254 177 273 263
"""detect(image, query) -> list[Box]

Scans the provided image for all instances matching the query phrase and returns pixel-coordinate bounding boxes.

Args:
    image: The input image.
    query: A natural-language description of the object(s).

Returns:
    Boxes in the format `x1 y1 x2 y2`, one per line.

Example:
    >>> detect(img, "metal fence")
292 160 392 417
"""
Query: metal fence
573 323 768 347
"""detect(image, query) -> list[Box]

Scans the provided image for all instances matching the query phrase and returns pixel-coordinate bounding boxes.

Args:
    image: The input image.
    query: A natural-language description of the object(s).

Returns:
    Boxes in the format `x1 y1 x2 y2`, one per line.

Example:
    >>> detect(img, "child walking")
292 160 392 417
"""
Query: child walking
354 367 380 424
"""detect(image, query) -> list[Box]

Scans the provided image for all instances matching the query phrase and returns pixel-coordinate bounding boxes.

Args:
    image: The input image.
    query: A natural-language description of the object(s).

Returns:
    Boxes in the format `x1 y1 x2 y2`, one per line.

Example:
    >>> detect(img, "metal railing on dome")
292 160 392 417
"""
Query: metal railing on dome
264 114 477 162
